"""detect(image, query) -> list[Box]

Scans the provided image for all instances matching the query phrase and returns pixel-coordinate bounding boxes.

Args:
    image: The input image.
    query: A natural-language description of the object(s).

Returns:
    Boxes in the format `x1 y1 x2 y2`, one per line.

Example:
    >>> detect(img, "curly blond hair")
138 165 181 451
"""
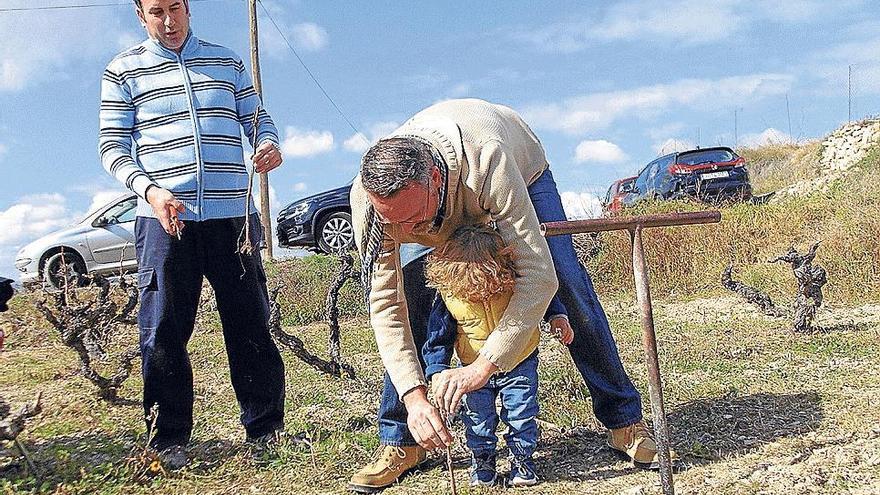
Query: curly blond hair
426 224 517 303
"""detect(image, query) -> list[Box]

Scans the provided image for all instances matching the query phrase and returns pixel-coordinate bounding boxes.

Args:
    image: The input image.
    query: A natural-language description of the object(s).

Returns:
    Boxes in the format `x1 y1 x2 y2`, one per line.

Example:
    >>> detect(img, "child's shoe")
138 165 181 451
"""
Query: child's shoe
469 451 497 487
507 455 538 487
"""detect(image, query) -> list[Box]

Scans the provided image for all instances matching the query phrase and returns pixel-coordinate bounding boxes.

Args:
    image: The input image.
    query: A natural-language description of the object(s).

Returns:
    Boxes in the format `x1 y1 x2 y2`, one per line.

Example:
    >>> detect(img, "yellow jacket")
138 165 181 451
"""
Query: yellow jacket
442 291 539 368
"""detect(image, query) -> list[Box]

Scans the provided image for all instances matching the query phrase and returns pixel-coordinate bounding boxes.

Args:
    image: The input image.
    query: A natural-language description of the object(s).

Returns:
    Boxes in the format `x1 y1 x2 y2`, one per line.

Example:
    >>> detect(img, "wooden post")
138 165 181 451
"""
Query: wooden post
249 0 274 260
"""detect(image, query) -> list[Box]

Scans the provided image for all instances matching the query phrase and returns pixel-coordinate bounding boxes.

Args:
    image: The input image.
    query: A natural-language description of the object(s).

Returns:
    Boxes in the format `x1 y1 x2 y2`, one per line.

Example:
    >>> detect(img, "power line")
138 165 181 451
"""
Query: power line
256 0 366 143
0 0 218 13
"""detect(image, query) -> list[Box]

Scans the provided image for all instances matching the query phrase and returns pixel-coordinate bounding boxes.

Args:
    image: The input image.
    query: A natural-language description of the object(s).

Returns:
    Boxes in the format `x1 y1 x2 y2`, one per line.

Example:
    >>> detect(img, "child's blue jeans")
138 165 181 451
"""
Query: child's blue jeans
461 351 539 460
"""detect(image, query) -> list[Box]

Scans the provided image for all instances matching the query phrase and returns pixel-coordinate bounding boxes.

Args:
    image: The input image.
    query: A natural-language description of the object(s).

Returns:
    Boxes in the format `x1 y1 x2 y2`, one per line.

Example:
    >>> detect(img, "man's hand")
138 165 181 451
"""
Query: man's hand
549 316 574 345
146 186 185 237
252 141 283 174
402 386 453 450
432 356 497 414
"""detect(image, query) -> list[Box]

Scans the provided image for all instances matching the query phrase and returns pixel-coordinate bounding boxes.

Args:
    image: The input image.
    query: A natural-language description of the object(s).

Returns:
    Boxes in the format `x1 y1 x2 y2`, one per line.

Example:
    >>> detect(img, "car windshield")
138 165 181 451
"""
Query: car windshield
677 149 735 165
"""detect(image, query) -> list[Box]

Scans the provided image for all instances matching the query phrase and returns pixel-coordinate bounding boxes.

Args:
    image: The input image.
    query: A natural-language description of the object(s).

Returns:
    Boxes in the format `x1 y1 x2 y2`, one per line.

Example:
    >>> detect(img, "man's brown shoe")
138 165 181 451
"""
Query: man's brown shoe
607 420 679 470
348 445 427 493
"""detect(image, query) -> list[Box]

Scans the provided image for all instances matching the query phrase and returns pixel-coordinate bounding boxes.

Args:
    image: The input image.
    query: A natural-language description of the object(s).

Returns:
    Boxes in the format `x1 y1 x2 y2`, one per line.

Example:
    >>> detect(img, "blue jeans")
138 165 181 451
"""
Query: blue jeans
377 169 642 446
135 214 286 448
462 351 539 459
377 251 436 445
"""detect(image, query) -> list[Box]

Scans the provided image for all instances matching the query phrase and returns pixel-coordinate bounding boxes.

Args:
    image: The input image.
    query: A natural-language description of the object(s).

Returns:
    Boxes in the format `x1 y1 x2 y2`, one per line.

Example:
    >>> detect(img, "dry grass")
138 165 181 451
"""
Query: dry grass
738 142 824 196
2 138 879 494
1 293 879 494
585 144 880 305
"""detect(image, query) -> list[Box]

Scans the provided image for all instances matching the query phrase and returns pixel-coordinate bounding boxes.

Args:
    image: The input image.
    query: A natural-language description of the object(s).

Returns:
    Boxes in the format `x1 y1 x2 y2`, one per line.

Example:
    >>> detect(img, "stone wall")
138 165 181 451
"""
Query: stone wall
773 119 879 200
820 119 880 172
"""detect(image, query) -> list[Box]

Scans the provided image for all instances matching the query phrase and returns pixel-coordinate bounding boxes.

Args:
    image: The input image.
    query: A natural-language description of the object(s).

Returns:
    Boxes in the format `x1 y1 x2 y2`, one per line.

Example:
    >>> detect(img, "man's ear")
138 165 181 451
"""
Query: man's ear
430 164 442 186
135 6 146 28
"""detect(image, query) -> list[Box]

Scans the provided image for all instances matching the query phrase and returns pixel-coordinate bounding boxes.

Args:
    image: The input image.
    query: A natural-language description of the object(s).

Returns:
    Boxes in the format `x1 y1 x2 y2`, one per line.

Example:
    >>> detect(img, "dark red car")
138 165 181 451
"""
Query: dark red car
603 176 637 214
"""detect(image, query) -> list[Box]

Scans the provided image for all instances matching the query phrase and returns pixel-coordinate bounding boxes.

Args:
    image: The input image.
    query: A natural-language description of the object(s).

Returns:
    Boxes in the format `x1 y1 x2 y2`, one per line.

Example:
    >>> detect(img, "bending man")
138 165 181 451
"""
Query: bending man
348 98 669 493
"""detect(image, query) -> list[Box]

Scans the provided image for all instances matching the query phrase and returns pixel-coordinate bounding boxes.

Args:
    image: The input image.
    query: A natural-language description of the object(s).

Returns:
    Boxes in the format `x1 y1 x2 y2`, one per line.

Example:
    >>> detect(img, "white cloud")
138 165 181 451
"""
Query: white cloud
343 121 400 153
292 23 328 51
516 0 833 52
803 34 880 96
0 143 7 160
0 8 133 92
86 190 128 217
560 191 603 220
257 2 328 57
653 138 696 155
524 74 793 135
292 182 308 192
281 127 335 157
574 140 627 164
0 193 84 279
739 128 792 148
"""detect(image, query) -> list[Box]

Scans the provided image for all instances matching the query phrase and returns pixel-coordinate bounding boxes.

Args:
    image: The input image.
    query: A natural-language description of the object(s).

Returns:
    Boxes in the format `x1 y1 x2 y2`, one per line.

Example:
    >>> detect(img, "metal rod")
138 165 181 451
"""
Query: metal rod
631 226 674 495
541 210 720 237
540 210 724 495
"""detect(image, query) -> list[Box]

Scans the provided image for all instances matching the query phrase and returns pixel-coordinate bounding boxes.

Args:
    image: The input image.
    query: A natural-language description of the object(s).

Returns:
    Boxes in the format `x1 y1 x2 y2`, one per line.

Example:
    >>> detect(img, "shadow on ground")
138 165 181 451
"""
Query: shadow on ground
1 431 245 490
536 391 823 483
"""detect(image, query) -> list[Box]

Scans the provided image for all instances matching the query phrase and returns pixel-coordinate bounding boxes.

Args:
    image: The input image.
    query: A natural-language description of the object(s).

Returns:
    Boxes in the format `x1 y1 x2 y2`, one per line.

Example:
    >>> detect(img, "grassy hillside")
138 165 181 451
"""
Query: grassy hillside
585 140 880 306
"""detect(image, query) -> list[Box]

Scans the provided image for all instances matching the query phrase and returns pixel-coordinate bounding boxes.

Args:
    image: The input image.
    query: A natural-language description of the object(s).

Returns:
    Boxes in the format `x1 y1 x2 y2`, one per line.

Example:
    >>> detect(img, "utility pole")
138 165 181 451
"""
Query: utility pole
786 94 792 144
848 64 853 122
249 0 273 260
734 108 738 147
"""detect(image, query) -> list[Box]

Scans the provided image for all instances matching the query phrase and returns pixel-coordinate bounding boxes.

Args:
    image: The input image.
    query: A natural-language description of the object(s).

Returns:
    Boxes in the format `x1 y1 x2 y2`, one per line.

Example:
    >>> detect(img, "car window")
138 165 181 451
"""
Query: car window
605 184 614 204
102 198 137 225
654 156 675 188
677 149 734 165
635 161 655 193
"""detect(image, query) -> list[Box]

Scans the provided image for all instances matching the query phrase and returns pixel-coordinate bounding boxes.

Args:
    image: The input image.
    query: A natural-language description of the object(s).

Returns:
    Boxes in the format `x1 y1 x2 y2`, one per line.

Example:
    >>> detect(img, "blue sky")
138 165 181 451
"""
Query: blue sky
1 0 878 279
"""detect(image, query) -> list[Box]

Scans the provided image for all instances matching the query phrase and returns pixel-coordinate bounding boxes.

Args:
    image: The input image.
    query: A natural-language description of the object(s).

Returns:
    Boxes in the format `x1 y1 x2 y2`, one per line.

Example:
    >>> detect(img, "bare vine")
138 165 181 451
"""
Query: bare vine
34 272 140 402
269 278 356 379
722 242 828 333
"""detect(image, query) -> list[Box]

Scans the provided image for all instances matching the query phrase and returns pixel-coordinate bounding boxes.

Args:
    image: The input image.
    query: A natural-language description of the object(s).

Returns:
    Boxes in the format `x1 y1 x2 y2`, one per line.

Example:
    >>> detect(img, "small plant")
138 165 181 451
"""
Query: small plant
0 393 43 475
123 405 166 482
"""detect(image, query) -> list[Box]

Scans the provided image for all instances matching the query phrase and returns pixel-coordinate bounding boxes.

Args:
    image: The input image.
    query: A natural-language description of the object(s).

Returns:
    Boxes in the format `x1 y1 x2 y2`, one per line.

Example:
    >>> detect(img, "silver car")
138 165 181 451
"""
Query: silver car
15 193 138 289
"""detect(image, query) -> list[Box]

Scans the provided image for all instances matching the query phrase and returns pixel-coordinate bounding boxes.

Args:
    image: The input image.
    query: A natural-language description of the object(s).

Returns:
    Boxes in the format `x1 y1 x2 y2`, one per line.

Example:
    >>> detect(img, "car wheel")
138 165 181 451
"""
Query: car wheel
317 212 354 254
43 251 86 290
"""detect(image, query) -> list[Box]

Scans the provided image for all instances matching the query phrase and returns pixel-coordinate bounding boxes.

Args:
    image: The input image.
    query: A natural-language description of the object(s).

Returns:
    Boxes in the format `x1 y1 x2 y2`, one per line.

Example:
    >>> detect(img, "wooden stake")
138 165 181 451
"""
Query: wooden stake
248 0 273 261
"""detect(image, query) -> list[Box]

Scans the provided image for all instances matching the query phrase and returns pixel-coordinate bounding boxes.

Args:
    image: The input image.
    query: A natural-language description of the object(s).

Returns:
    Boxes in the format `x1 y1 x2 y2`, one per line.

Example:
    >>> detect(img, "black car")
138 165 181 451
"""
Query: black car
276 184 354 253
625 146 752 206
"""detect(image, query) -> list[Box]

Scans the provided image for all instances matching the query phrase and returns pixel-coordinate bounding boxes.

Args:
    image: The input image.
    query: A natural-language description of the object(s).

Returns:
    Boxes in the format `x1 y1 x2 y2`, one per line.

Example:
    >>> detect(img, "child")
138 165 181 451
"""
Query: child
423 224 573 487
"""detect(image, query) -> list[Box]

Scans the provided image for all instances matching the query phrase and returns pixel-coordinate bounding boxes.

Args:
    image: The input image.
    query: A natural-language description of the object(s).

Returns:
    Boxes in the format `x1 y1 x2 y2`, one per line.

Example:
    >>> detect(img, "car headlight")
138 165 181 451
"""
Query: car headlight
284 201 311 220
14 258 32 271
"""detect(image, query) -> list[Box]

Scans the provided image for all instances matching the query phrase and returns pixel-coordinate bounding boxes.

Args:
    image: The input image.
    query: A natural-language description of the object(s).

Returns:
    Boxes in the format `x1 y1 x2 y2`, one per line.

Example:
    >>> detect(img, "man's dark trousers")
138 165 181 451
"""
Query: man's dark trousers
135 214 285 448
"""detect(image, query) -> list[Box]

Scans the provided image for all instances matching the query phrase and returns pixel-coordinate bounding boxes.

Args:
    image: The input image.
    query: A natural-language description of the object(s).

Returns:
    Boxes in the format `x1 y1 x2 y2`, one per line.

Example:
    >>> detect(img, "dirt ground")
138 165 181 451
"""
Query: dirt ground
1 296 879 494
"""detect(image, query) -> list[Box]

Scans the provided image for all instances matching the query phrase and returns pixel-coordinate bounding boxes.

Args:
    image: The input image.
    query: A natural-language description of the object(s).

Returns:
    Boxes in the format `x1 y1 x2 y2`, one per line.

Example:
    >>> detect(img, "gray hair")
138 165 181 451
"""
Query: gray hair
361 138 435 197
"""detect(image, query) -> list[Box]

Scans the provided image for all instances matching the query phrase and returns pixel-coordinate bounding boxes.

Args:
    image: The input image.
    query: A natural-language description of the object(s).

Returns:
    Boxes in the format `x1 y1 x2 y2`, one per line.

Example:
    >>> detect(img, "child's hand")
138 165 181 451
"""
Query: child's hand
549 316 574 345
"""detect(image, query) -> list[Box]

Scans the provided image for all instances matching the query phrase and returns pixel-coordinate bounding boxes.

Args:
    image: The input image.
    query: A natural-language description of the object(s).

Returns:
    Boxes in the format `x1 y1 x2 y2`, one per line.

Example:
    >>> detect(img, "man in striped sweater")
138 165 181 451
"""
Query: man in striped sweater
99 0 286 468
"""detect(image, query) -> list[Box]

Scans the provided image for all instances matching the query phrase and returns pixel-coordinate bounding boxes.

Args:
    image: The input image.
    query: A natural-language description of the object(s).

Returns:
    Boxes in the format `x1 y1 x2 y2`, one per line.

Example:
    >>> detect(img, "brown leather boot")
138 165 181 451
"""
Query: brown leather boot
348 445 427 493
607 420 679 470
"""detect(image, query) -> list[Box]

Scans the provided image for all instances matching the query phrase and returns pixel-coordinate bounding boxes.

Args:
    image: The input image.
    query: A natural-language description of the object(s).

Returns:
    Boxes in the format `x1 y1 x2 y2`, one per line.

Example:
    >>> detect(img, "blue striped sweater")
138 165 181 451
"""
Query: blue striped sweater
99 31 280 221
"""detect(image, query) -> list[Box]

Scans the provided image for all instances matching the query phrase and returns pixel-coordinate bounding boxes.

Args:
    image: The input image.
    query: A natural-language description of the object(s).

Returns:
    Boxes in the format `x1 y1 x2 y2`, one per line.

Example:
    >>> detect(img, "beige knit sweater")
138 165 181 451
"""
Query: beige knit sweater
351 99 558 398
